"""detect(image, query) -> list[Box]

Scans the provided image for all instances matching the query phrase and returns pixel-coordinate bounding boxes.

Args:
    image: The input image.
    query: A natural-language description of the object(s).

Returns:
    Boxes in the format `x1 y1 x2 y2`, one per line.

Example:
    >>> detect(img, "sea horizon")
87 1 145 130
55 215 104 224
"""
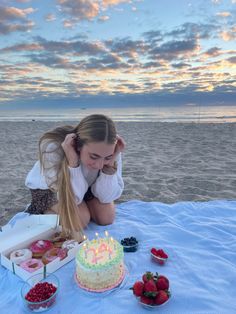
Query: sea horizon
0 105 236 123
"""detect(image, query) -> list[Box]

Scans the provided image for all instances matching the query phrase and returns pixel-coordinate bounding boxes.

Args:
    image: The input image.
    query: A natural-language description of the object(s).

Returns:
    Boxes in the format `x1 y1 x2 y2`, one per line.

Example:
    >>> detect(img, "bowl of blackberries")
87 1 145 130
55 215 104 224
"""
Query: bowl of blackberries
120 237 138 252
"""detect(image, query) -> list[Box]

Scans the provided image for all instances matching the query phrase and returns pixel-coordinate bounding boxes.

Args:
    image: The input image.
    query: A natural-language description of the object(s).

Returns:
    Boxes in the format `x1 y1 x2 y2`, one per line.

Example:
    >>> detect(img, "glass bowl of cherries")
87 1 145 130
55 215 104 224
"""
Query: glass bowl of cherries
21 273 59 312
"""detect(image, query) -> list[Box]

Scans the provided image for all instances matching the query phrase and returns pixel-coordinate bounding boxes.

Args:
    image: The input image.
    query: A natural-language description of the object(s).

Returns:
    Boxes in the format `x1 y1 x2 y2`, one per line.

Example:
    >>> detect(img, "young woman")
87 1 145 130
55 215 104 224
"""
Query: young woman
25 114 125 240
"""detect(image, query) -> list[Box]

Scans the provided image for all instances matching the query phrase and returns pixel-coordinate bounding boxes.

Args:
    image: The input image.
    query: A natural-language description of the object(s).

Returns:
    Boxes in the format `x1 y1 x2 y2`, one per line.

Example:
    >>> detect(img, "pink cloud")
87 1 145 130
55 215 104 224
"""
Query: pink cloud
57 0 99 21
0 6 35 21
102 0 131 7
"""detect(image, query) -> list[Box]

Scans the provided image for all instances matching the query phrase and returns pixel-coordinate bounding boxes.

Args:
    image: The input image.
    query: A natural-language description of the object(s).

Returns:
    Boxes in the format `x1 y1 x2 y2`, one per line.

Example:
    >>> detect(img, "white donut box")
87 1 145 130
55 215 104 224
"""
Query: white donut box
0 214 80 282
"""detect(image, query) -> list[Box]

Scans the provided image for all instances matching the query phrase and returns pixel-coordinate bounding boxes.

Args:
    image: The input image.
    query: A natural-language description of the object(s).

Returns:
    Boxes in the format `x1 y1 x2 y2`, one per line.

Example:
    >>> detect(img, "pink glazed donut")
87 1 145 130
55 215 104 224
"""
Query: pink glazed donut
20 258 44 273
29 240 54 258
42 248 68 265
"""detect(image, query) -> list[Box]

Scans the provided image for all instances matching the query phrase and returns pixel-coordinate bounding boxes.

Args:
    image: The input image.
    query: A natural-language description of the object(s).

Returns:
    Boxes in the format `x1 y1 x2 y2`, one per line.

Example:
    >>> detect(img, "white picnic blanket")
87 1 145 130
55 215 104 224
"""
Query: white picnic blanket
0 200 236 313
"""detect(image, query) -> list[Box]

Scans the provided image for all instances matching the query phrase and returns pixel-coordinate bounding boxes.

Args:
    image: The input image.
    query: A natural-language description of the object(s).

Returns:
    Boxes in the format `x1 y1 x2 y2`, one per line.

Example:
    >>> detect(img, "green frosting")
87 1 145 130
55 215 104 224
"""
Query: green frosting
76 238 124 270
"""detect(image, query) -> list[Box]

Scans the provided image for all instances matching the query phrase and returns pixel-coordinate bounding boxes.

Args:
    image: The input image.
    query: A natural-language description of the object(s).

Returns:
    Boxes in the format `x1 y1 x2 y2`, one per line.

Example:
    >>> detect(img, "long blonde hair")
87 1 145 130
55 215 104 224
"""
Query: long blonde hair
39 114 117 239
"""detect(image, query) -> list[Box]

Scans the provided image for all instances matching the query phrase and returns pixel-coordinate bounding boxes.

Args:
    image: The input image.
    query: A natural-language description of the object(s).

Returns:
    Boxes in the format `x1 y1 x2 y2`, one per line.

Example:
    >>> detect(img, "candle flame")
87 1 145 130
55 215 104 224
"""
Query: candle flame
105 231 109 237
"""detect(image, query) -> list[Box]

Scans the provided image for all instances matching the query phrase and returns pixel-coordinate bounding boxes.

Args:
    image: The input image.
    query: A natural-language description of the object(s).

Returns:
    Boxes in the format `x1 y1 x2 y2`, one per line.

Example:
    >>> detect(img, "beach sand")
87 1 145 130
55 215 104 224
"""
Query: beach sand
0 121 236 226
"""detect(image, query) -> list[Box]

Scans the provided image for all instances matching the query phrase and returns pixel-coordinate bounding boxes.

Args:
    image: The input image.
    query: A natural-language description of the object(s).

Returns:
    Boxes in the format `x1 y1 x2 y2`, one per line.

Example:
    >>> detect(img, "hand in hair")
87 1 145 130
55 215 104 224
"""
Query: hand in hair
103 135 126 172
61 133 80 168
114 134 126 157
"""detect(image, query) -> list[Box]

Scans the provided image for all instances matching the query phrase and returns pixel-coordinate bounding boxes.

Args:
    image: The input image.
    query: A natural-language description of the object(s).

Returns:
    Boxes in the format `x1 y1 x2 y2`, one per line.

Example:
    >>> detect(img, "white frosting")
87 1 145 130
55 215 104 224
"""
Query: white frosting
62 240 78 250
10 249 32 265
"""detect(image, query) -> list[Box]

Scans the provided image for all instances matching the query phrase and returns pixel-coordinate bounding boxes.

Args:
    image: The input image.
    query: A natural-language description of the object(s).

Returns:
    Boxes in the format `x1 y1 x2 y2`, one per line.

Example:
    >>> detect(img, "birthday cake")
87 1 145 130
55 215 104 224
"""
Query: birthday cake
75 236 125 292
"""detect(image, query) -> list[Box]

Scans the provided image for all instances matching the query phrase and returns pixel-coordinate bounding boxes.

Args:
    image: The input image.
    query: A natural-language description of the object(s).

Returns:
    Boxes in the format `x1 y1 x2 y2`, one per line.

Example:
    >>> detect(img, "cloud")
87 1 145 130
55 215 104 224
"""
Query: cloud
207 48 222 57
216 11 231 17
0 11 235 106
57 0 132 24
106 37 147 58
28 54 73 68
167 22 216 40
45 14 56 22
0 5 35 34
98 15 110 22
0 20 34 35
57 0 99 21
15 0 32 2
0 37 106 56
149 38 199 61
220 26 236 41
0 6 35 21
227 56 236 64
102 0 131 7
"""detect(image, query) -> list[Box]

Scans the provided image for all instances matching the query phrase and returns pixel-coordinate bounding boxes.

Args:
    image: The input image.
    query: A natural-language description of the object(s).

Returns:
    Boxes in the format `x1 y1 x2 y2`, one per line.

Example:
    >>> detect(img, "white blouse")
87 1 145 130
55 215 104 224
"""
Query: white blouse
25 145 124 204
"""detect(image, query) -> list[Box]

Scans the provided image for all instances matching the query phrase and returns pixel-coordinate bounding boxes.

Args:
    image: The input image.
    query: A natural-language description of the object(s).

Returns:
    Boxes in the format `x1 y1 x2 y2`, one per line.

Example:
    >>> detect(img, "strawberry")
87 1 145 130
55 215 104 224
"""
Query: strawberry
144 279 157 293
140 295 154 305
132 281 144 297
151 248 157 255
154 290 169 305
156 275 169 290
142 271 153 283
156 249 168 258
151 248 168 258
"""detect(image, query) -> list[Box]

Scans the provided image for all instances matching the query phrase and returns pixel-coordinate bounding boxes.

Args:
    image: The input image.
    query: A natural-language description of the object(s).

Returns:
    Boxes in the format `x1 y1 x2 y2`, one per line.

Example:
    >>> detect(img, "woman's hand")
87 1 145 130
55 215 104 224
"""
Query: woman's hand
114 134 126 156
105 135 126 169
61 133 80 168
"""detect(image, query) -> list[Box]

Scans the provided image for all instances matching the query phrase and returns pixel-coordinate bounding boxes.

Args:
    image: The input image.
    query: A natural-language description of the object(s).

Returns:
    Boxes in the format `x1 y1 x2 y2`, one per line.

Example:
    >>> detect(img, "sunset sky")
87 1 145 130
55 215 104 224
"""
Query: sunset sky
0 0 236 108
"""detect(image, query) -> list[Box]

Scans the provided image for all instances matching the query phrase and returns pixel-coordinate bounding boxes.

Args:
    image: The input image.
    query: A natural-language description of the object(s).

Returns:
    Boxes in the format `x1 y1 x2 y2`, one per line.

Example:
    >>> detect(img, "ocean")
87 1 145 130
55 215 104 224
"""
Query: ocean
0 105 236 123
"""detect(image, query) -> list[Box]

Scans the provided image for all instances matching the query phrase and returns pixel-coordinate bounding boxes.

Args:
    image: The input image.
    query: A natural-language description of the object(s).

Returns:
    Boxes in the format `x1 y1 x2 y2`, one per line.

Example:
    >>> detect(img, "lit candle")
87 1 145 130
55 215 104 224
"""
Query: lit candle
95 249 98 264
83 243 87 258
110 237 116 249
105 230 109 237
83 234 87 241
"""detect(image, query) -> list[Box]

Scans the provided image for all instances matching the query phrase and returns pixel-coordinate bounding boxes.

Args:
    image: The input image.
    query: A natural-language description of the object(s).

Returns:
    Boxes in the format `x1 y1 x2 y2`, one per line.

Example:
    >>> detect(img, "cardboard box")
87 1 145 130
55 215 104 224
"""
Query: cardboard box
0 214 79 282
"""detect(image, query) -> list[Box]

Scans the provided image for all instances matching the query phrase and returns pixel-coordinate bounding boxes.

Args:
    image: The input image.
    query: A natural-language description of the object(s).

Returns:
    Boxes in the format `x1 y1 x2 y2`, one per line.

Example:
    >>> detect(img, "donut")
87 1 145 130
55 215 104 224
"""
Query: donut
62 239 78 250
42 248 68 265
20 258 44 273
50 232 68 248
10 249 32 265
29 240 54 258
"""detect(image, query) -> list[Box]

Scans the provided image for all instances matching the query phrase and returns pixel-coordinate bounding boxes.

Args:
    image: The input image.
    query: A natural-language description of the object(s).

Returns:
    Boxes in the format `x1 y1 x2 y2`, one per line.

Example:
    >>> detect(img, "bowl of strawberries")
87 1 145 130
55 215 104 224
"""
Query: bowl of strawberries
151 248 168 265
131 271 171 309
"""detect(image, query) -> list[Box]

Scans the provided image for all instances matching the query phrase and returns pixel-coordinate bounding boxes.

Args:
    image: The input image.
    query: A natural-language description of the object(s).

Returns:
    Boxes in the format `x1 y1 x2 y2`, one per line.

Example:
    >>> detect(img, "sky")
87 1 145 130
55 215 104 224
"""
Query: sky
0 0 236 109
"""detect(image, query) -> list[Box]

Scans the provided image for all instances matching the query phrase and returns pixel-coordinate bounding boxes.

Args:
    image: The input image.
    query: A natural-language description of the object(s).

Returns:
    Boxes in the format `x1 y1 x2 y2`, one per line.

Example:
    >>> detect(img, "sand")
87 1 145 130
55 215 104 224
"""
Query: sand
0 121 236 226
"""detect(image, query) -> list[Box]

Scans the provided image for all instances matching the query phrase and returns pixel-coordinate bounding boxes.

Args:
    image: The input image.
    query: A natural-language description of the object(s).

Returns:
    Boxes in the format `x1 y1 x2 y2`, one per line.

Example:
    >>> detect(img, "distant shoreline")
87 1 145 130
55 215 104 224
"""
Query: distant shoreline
0 105 236 123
